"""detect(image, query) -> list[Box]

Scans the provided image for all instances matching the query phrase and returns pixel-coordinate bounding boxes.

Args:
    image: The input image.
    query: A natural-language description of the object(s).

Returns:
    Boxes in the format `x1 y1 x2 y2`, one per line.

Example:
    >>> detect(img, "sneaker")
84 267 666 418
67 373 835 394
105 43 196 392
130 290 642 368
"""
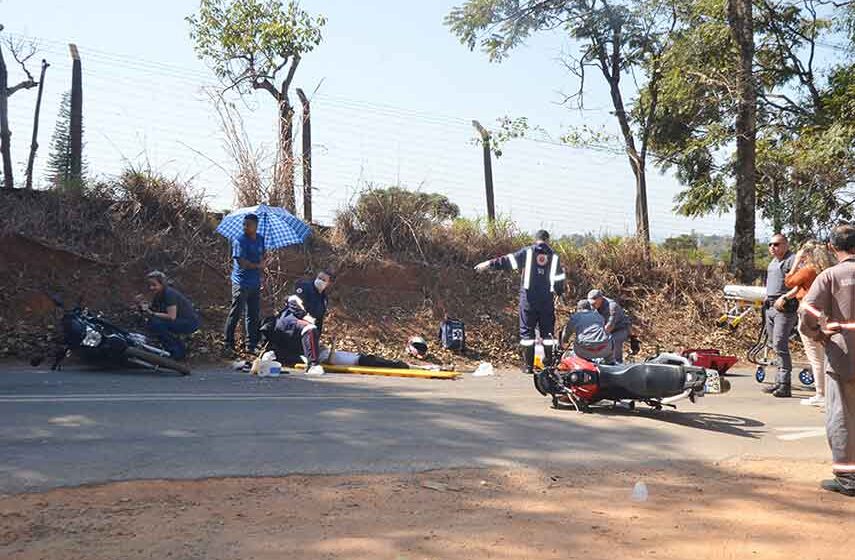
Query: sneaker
306 364 325 376
762 383 781 394
800 395 825 407
772 384 792 398
820 479 855 497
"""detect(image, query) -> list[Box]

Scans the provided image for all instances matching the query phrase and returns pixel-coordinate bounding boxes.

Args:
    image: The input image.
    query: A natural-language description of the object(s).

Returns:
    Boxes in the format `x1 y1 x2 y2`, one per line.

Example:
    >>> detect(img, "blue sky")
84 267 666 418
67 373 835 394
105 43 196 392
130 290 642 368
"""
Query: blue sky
3 0 749 239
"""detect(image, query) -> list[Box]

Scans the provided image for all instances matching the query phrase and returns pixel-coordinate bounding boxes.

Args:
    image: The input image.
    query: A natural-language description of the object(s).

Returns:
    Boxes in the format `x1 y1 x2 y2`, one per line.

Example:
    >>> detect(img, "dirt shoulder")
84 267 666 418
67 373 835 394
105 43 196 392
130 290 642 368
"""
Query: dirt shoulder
1 458 852 560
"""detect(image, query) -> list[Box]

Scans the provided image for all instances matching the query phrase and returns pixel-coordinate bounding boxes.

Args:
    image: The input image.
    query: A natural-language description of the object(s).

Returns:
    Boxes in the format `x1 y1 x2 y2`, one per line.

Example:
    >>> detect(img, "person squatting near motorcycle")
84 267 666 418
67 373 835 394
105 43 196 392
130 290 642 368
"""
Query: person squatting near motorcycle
562 299 614 361
799 223 855 497
587 289 632 363
137 271 200 360
475 229 566 373
270 270 334 375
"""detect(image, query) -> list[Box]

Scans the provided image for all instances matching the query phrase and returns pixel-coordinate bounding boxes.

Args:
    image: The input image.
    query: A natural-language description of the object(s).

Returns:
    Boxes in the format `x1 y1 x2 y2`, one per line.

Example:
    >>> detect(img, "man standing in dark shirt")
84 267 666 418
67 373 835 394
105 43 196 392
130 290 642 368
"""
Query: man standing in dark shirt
224 214 266 356
140 271 200 360
763 233 798 397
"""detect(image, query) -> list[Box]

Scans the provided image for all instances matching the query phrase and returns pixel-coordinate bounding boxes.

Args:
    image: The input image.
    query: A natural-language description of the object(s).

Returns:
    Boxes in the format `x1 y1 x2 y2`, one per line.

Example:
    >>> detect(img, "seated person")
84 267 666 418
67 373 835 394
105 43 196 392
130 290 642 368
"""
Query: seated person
562 299 614 362
270 270 334 375
138 271 200 360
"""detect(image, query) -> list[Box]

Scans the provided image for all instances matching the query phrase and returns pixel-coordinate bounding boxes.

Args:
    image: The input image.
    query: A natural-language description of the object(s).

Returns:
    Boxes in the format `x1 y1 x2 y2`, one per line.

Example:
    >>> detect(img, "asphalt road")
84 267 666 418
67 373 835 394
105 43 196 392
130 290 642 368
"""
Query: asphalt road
0 361 831 494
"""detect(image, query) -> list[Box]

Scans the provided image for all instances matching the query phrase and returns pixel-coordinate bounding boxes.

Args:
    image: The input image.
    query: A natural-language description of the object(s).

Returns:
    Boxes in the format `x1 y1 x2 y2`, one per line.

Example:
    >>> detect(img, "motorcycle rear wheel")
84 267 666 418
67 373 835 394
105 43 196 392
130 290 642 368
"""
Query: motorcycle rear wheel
125 347 191 376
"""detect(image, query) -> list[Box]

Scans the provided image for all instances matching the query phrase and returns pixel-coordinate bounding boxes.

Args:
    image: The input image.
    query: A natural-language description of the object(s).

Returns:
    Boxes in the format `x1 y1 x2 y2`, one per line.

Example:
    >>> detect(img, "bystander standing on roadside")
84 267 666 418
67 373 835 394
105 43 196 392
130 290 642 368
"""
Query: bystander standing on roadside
223 213 266 357
762 234 798 398
799 223 855 497
784 241 836 407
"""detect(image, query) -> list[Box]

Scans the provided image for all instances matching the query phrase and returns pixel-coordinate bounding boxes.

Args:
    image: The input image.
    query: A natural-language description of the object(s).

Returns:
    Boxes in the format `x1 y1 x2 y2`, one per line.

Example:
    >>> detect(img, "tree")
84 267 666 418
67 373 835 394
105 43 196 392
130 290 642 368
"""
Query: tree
648 0 854 255
446 0 679 257
188 0 325 213
46 91 87 190
0 28 39 189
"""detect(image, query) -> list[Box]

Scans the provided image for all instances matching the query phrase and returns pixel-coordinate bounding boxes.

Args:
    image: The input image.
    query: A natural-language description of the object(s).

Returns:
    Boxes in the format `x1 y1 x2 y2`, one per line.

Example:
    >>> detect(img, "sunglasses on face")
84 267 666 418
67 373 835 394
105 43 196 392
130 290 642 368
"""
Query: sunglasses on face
769 242 782 247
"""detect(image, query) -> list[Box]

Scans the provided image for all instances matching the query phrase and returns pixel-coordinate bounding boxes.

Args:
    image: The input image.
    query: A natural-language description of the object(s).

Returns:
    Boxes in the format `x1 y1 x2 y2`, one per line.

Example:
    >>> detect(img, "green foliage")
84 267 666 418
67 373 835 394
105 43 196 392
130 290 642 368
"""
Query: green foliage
45 91 87 191
473 116 536 158
187 0 325 95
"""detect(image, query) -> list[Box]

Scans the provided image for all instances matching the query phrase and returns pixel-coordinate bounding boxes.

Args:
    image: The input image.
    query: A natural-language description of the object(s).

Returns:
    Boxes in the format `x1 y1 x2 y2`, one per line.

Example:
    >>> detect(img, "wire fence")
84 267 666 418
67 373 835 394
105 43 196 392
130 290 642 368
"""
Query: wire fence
4 32 745 240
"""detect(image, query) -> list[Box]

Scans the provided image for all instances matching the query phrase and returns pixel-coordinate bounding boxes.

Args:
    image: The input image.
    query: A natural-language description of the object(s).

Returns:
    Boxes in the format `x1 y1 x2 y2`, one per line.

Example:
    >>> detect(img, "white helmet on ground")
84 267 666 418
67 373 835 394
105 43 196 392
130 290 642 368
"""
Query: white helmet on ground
406 336 428 359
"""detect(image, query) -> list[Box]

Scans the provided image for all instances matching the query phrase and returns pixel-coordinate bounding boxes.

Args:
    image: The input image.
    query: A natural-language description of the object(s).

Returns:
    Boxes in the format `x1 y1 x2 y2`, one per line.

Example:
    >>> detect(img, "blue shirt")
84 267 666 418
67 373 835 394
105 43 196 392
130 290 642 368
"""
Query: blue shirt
231 234 265 288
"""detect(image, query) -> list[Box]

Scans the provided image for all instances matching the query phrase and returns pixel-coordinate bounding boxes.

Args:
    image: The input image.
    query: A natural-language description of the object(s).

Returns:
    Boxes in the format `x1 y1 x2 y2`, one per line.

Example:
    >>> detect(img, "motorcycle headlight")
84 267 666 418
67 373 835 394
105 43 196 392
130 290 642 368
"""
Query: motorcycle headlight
81 326 102 347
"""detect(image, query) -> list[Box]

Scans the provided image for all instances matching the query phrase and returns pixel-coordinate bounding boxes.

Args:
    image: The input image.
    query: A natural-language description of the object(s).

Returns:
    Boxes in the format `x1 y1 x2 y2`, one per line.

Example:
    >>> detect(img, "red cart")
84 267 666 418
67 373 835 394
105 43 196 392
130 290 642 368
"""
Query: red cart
681 348 739 376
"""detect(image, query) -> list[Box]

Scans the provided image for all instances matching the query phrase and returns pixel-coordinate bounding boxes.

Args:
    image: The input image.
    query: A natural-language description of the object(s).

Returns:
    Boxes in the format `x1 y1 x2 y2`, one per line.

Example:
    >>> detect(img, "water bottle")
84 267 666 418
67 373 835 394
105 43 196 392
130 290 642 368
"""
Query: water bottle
631 481 648 502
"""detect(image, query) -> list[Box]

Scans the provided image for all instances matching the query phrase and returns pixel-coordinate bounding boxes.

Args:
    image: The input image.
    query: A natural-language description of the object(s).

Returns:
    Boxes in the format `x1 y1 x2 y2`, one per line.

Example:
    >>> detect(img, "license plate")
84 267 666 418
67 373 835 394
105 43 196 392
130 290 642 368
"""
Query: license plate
704 371 722 394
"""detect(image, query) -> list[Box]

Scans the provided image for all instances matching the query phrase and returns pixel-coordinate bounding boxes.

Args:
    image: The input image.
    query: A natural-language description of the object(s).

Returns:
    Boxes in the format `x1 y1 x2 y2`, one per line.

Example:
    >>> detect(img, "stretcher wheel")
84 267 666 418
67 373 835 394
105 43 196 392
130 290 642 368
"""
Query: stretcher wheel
755 366 766 383
799 368 815 386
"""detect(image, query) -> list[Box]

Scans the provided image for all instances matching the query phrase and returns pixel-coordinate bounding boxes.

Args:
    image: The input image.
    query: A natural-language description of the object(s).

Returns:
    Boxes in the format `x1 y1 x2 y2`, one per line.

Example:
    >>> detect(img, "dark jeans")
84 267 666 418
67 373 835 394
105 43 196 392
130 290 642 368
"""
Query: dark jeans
766 307 798 384
148 316 200 359
224 284 261 351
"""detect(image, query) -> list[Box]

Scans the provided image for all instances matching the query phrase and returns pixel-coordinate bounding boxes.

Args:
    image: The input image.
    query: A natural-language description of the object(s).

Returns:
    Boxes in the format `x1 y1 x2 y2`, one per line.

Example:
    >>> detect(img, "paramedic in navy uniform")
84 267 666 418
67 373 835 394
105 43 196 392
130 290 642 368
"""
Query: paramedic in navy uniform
475 230 566 373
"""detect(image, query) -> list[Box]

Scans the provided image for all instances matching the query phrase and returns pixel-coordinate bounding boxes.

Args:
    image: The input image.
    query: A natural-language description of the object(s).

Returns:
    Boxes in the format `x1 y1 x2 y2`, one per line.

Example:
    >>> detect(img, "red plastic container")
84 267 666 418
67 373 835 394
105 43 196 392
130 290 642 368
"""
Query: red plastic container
681 348 739 375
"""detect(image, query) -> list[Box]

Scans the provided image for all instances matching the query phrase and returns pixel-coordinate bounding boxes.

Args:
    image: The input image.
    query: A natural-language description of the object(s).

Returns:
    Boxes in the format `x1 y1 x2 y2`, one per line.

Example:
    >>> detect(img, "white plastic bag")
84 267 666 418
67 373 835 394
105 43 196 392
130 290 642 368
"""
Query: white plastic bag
472 362 495 377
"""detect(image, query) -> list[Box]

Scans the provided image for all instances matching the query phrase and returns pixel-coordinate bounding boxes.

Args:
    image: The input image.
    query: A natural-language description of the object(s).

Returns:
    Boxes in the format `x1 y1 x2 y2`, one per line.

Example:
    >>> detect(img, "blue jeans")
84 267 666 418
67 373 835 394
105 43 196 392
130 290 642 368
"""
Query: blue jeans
224 284 261 351
148 316 200 359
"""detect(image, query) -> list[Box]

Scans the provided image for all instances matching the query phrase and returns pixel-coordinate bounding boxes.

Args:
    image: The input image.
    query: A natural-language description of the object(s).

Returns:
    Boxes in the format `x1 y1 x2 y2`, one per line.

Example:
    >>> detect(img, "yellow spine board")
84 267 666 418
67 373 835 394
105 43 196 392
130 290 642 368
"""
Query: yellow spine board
288 364 460 379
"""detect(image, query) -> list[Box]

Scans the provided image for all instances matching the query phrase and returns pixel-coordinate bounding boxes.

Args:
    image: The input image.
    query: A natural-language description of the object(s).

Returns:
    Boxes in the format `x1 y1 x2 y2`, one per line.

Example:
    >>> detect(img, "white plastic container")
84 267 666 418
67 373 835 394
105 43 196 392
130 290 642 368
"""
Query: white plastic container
268 361 282 377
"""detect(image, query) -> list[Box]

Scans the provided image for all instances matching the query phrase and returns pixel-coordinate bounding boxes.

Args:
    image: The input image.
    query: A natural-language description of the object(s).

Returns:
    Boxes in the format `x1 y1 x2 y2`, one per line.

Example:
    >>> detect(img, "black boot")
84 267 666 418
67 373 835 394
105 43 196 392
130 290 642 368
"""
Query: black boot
542 343 556 368
520 344 535 374
821 479 855 497
772 383 792 398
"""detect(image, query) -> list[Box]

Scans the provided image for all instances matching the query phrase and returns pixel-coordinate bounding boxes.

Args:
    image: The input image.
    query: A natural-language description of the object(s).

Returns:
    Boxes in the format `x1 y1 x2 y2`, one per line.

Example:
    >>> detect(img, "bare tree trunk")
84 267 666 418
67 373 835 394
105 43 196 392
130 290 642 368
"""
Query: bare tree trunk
296 88 313 223
728 0 757 282
0 43 13 189
25 59 48 190
274 98 296 213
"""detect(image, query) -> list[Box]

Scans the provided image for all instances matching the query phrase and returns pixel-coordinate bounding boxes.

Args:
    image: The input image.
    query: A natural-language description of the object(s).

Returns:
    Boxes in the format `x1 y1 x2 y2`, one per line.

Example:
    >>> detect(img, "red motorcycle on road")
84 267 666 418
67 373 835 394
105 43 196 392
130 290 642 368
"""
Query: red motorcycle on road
533 351 730 413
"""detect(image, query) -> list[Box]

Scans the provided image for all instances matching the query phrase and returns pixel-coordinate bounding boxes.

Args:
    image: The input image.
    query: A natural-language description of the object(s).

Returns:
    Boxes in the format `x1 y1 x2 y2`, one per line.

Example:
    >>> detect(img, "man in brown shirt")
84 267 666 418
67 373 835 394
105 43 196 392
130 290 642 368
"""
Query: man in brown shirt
799 223 855 497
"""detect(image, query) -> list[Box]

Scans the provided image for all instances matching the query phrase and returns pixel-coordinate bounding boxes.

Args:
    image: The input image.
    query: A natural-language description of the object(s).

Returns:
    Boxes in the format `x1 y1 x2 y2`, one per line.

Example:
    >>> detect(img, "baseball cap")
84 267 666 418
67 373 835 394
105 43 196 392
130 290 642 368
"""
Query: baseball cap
587 289 604 301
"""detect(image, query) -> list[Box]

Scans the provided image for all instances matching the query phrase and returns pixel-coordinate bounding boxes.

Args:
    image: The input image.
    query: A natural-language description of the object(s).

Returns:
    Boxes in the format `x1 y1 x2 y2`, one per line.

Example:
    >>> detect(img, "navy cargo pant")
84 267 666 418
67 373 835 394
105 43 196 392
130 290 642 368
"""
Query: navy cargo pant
520 294 555 346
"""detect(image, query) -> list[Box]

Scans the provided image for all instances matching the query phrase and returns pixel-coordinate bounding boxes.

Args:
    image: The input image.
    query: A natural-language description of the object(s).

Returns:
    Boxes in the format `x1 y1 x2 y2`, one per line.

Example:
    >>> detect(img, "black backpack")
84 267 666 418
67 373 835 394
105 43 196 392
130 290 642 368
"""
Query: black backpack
439 318 466 352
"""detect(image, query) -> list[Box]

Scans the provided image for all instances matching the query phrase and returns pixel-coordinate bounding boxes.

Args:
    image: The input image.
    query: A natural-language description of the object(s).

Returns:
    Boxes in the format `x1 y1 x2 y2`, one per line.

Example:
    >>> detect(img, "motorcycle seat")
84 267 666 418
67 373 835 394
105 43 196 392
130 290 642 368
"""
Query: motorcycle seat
596 363 690 397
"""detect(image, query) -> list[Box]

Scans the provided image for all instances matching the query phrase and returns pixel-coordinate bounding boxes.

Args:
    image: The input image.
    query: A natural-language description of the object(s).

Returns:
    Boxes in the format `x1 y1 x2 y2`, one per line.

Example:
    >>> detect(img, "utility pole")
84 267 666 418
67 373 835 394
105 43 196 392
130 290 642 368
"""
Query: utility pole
296 88 312 223
471 120 495 223
0 26 12 189
25 59 49 190
69 43 83 190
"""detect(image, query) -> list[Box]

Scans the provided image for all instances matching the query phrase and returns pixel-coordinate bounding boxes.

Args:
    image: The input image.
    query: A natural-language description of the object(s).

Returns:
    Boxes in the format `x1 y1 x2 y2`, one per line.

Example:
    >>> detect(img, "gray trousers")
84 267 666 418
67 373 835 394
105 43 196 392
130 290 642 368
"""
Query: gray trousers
827 373 855 490
610 328 630 364
766 307 798 384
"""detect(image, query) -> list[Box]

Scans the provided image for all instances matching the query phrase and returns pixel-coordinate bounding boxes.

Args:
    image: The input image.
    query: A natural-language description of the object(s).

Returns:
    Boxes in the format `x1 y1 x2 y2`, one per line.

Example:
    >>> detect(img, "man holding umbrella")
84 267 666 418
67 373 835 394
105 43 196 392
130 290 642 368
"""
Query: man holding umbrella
218 204 312 358
224 213 266 356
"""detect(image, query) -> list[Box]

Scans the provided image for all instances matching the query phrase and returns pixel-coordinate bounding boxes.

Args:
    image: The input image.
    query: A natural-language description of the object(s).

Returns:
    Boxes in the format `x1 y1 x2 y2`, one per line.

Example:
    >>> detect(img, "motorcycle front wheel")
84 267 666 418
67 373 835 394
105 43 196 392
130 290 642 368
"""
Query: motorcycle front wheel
125 347 191 376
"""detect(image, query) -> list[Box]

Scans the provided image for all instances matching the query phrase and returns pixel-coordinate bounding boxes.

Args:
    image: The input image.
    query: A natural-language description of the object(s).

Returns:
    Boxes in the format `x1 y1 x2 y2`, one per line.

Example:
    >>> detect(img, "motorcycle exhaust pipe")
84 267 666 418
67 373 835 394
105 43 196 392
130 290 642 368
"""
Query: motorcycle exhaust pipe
661 389 693 405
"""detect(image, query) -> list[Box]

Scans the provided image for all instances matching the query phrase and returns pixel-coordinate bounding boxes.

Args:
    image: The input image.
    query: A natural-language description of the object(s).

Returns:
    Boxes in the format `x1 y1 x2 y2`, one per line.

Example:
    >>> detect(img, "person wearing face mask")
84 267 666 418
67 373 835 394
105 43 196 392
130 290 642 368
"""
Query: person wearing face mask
273 270 335 375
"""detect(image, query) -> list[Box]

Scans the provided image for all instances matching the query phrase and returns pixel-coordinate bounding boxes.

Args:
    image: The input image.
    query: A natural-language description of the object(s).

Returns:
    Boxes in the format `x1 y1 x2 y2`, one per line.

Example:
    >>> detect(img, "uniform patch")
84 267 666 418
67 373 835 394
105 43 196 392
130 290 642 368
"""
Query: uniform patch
536 254 549 266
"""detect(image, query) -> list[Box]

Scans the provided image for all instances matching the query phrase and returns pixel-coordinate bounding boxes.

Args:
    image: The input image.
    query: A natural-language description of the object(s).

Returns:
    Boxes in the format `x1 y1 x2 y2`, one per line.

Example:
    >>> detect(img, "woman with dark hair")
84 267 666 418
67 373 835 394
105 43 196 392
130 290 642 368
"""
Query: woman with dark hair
784 241 836 406
138 271 201 360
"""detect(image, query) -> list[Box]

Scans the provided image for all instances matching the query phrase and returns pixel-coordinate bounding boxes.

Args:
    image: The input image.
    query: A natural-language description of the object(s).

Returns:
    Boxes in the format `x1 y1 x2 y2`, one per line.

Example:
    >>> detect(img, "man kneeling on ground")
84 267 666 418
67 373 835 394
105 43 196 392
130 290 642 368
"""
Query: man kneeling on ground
272 270 334 375
138 271 200 360
562 299 614 361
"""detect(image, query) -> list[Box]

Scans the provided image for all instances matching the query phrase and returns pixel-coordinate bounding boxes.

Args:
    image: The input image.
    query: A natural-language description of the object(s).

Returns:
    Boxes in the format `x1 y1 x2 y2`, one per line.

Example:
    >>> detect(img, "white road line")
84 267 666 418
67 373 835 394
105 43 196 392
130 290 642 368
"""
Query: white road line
775 427 826 441
0 394 411 403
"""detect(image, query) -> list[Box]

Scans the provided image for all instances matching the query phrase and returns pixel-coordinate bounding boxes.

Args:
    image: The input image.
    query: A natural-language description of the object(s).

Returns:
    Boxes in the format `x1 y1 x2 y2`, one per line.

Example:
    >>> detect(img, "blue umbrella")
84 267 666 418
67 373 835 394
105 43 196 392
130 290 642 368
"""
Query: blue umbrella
216 204 311 250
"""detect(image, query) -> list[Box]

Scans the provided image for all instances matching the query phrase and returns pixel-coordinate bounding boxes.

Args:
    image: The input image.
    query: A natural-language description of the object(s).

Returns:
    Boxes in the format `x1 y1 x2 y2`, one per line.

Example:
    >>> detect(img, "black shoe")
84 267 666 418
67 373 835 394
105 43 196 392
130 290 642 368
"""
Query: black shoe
762 383 781 394
772 384 792 398
821 479 855 497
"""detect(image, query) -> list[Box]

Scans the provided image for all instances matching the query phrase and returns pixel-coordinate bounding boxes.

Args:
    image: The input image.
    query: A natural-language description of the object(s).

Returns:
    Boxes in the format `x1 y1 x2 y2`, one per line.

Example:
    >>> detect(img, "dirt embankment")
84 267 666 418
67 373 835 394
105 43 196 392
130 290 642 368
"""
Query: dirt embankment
1 459 852 560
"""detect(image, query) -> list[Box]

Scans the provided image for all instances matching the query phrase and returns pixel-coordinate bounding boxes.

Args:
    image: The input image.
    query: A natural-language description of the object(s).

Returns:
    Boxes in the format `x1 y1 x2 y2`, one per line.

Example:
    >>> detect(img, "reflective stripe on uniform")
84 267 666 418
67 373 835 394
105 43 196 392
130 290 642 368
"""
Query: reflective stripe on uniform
507 253 519 270
523 248 533 291
549 255 559 293
542 339 559 346
801 303 855 329
833 464 855 472
520 339 536 346
301 324 317 336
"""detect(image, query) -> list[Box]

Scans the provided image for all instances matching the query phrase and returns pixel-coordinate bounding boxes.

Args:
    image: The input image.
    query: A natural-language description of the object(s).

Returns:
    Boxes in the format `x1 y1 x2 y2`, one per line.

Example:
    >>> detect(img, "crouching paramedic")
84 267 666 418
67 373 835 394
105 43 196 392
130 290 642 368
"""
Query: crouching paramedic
475 230 566 373
273 270 334 375
563 300 613 361
588 289 631 364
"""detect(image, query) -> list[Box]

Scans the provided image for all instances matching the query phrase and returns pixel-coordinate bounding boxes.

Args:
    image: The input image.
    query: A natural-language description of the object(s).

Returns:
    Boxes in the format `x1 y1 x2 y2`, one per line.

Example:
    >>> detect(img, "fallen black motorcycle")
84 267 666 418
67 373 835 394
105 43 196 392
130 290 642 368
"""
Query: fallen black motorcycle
32 295 191 376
